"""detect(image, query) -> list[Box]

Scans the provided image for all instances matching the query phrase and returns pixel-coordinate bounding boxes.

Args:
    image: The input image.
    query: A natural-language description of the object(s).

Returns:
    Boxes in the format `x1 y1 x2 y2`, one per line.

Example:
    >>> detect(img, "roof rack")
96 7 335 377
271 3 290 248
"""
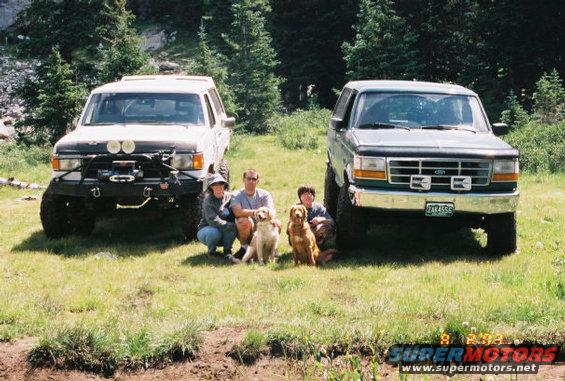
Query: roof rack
120 75 215 86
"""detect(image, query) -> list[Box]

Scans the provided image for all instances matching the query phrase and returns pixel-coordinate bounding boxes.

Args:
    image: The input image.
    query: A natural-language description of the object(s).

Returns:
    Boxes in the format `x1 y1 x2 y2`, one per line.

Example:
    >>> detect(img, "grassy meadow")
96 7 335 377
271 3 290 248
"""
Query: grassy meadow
0 134 563 374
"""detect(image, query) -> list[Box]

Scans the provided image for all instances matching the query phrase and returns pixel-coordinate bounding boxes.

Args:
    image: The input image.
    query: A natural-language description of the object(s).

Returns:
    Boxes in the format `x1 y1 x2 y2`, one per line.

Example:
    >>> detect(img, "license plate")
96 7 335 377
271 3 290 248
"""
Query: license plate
425 202 454 217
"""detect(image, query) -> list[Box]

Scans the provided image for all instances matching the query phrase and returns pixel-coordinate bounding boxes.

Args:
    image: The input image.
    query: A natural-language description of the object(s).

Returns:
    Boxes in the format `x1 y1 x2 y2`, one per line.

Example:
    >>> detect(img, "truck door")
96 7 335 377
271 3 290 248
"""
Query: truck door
204 94 220 170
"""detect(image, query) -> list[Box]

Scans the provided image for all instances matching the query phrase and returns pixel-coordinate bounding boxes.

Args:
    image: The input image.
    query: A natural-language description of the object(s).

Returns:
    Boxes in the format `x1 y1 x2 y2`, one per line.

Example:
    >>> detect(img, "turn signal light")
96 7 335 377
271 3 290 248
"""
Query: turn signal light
51 156 60 170
492 173 519 181
192 152 204 170
353 169 386 179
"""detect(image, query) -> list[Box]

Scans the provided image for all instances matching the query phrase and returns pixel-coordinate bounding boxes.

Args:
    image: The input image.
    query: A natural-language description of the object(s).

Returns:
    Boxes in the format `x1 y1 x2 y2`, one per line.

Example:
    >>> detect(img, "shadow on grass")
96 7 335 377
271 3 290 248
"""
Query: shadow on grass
274 222 509 270
11 212 185 257
181 252 237 267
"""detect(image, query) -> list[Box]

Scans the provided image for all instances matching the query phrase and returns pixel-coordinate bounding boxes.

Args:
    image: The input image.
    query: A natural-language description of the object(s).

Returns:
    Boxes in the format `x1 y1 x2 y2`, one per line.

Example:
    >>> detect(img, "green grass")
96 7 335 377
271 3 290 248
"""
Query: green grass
0 134 564 374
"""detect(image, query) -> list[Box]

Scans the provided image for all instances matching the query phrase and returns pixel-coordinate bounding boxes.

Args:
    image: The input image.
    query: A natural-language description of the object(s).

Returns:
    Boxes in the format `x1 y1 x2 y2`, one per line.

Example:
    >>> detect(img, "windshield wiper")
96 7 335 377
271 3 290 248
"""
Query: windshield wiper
421 125 477 133
84 122 124 126
357 122 411 131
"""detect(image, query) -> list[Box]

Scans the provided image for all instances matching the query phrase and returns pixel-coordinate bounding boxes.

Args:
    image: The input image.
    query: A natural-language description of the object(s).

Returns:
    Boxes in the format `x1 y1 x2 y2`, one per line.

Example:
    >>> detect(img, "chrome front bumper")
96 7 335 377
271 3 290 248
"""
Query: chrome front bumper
349 185 519 214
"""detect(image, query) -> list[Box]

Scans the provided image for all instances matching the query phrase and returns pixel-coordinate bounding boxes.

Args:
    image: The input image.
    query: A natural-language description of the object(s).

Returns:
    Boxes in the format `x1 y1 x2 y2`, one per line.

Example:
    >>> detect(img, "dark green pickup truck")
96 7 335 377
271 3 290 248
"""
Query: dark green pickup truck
324 80 519 254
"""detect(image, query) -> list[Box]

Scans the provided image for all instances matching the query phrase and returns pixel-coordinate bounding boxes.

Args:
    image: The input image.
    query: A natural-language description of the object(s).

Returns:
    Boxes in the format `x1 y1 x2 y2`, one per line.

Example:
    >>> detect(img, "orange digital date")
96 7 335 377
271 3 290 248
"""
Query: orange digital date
439 333 504 345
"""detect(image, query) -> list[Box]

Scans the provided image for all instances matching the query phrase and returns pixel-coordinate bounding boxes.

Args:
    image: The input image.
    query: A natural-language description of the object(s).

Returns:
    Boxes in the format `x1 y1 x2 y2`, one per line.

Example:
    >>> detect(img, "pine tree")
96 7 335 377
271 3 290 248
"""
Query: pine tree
98 0 150 83
16 48 86 145
342 0 421 81
195 22 237 116
532 69 565 124
15 0 146 83
225 0 282 133
500 90 529 129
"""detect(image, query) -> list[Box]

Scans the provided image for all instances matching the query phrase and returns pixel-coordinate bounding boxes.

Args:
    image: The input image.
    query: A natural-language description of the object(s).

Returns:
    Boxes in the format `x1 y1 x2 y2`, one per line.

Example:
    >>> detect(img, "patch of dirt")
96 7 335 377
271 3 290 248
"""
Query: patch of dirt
0 328 299 381
0 331 563 380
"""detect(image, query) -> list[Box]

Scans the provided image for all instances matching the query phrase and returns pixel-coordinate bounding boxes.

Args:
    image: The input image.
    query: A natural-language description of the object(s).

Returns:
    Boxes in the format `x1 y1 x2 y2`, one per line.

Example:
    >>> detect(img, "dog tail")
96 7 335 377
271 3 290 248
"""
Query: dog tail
316 248 337 265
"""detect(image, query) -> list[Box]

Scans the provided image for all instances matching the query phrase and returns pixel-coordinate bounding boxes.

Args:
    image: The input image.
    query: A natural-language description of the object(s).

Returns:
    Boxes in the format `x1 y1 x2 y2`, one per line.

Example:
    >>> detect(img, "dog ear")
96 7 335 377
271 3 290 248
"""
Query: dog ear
254 209 260 220
300 205 307 216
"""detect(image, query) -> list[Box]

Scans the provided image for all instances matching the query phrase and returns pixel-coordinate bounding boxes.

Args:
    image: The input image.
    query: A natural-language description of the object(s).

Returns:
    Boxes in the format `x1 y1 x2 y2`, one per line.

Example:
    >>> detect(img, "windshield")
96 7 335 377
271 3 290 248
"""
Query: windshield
82 93 205 126
352 92 489 132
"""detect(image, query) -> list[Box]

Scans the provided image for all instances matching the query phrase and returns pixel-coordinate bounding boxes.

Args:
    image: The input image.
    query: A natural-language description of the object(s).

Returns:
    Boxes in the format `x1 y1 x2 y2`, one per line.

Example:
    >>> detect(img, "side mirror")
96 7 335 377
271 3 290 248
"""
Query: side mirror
492 122 509 136
222 116 236 128
330 117 344 131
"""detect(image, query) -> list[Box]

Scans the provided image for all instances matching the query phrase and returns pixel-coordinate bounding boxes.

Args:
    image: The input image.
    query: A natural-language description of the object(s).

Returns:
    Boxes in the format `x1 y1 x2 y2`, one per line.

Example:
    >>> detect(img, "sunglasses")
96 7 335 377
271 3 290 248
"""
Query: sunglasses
245 177 258 181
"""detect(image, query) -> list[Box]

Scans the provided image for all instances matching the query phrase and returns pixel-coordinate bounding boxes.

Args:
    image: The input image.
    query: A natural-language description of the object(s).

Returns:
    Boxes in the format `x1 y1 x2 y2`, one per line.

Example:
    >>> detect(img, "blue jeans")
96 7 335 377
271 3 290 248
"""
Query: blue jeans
197 226 237 253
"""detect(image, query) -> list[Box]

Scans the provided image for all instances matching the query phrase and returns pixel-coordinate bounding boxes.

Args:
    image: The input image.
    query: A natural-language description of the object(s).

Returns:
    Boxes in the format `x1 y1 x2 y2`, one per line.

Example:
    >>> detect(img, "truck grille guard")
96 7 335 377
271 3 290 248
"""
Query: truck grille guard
52 150 199 185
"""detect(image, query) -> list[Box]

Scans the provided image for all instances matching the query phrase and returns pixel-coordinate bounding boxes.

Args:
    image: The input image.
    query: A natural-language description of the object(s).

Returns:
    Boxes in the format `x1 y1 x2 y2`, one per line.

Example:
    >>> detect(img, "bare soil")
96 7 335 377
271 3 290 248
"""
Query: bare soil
0 329 563 380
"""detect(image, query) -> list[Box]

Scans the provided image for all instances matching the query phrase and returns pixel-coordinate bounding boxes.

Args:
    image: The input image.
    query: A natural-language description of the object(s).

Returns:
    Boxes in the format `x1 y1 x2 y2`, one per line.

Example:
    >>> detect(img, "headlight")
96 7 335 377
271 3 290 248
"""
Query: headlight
353 155 386 180
172 152 204 170
51 156 81 171
492 159 519 181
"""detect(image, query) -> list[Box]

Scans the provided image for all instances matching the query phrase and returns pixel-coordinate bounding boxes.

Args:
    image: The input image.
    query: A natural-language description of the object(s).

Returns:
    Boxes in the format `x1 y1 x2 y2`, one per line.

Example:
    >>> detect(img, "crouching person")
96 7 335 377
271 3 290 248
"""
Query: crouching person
197 174 236 256
297 185 336 249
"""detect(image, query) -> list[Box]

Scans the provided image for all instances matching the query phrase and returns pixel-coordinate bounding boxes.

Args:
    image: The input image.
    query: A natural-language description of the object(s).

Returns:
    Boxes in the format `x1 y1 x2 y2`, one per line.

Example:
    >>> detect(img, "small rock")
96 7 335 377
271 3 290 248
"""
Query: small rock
159 61 180 73
534 242 544 250
28 183 43 189
94 252 117 260
9 179 21 187
19 182 29 188
0 177 7 185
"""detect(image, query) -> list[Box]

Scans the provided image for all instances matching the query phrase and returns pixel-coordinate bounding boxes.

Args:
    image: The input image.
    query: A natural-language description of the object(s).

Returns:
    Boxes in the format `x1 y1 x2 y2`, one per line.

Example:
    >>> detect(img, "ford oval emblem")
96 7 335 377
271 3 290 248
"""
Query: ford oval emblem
434 169 446 175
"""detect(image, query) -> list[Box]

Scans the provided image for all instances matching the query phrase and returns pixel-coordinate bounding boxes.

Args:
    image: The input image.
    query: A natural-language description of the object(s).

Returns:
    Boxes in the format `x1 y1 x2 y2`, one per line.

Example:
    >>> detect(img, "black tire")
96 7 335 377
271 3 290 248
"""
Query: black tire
40 193 71 238
486 213 517 254
180 195 201 241
336 182 366 248
68 197 96 236
323 163 339 219
218 159 230 185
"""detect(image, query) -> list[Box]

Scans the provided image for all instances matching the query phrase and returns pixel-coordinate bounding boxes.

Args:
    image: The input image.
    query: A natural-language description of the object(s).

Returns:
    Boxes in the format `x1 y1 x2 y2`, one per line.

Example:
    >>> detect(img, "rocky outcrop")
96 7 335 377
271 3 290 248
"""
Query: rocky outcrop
0 0 31 30
0 45 38 138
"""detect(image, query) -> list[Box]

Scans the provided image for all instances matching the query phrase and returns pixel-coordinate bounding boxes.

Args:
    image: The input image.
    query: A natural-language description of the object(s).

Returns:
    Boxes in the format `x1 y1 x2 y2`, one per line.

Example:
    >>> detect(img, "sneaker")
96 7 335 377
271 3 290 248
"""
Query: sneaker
207 249 219 256
234 247 246 260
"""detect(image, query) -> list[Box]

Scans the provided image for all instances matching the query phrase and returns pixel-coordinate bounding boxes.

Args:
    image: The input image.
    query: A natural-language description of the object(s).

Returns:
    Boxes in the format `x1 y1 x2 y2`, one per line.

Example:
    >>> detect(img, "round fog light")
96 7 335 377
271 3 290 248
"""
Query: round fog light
107 140 121 154
122 140 135 154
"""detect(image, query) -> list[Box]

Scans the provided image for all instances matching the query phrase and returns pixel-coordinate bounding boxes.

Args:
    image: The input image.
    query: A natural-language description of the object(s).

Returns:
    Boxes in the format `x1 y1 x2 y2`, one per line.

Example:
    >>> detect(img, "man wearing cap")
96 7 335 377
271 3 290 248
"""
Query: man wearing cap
196 173 237 256
230 168 281 259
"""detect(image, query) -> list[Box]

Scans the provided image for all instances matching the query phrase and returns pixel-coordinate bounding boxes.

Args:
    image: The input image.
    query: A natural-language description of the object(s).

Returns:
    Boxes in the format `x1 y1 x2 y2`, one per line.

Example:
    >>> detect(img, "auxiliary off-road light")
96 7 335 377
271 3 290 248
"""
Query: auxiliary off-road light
51 156 81 171
122 140 135 154
353 155 386 179
492 159 519 182
107 140 121 154
172 152 204 170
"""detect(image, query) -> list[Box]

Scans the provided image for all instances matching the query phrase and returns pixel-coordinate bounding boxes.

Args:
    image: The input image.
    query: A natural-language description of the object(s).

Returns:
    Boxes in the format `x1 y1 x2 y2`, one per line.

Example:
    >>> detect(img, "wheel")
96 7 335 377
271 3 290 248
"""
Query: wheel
323 163 339 219
336 182 366 248
40 192 71 238
486 213 517 254
218 159 230 185
68 197 95 236
179 195 201 240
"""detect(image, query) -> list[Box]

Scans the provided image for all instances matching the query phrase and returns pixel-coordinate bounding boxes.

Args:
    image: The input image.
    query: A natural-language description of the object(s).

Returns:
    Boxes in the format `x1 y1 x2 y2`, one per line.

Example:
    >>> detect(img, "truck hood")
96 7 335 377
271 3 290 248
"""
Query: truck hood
352 129 519 158
55 124 206 154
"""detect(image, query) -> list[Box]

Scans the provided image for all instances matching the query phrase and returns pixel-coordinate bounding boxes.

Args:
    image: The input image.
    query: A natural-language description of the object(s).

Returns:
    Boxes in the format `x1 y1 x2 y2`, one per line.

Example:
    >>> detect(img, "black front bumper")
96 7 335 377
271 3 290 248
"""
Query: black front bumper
46 178 203 198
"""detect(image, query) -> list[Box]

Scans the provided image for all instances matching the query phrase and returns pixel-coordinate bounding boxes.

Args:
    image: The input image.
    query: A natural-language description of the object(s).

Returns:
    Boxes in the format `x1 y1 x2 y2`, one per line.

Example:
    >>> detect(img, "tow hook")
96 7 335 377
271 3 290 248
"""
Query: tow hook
91 187 101 198
143 187 153 197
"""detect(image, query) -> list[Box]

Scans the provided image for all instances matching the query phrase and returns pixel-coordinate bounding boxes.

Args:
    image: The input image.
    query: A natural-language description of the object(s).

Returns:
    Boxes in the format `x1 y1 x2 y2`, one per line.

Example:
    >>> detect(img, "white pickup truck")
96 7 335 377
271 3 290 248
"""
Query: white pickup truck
41 75 234 240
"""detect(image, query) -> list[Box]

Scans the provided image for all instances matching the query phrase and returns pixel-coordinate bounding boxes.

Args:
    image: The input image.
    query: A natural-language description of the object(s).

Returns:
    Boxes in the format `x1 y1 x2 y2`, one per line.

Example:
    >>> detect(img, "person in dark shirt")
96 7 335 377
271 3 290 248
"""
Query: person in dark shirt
197 174 236 256
296 185 336 249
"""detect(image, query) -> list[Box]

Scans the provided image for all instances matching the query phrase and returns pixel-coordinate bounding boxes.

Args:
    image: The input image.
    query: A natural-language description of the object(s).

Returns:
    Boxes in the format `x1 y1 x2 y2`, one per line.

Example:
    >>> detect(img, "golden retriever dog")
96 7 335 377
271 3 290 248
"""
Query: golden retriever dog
287 204 335 266
241 207 280 264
